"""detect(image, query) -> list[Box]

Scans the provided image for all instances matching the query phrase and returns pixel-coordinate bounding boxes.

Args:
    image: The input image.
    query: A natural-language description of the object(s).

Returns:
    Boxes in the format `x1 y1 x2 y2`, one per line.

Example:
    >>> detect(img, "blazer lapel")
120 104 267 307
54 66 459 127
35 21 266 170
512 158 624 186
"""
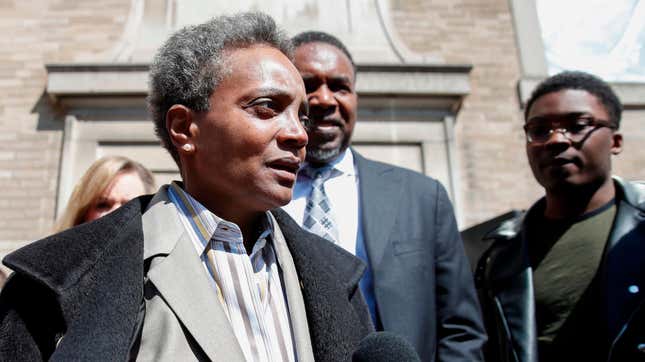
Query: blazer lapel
354 150 403 268
142 187 245 362
268 212 315 362
272 209 372 362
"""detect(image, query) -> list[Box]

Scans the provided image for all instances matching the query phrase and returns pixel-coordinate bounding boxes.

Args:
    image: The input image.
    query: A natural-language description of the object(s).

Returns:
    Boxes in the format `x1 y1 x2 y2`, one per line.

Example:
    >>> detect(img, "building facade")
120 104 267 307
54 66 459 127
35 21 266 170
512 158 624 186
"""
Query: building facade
1 0 644 264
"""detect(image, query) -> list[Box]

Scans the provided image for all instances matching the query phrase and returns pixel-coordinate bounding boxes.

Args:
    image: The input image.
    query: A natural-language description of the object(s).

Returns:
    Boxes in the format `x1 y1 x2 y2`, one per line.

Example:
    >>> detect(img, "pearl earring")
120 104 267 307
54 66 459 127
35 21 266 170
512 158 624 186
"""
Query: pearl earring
182 144 193 152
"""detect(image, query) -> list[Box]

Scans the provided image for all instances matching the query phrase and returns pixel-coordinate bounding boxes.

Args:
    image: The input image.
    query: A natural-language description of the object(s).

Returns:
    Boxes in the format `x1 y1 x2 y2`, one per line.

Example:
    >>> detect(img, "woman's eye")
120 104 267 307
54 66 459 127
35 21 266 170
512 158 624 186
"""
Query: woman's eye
248 99 279 118
252 98 279 109
95 201 111 210
255 99 274 108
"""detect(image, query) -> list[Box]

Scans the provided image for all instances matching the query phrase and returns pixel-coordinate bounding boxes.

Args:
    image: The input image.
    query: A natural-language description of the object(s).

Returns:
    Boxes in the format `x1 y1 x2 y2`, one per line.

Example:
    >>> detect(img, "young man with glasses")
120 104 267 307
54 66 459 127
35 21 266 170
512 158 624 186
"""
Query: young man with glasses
476 71 645 362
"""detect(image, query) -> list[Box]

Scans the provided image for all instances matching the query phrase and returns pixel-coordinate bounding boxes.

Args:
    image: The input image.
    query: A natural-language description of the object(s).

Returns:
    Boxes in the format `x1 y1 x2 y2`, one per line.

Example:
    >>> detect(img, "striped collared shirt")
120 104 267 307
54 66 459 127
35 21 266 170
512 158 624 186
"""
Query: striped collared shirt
167 182 296 362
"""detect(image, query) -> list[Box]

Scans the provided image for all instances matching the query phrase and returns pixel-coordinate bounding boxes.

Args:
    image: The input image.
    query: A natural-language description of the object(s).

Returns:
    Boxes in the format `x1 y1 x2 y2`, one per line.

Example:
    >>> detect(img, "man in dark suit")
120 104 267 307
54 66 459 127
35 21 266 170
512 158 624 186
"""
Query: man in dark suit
0 13 372 361
282 31 486 362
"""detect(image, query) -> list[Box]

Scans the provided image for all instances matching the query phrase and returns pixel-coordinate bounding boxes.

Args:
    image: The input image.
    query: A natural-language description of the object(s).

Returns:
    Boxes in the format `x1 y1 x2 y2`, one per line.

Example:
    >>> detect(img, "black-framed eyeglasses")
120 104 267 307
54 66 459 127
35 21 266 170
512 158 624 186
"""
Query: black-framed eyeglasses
523 116 616 144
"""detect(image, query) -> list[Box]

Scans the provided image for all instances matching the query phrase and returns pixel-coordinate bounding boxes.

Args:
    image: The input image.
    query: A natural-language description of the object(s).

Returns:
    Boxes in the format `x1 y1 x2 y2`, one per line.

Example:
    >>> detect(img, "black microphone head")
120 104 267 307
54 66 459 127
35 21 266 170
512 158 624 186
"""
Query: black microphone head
352 331 421 362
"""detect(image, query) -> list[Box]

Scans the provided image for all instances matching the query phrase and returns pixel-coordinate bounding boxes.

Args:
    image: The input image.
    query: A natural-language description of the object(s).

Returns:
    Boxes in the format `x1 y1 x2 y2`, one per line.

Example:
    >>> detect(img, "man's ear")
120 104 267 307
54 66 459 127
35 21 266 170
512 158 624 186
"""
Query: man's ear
611 131 623 155
166 104 197 156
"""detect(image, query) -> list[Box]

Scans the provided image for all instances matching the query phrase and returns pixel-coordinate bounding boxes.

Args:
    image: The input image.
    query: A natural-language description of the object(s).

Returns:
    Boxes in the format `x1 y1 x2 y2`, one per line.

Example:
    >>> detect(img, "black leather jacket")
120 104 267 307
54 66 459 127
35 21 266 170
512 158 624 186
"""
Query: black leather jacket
475 177 645 362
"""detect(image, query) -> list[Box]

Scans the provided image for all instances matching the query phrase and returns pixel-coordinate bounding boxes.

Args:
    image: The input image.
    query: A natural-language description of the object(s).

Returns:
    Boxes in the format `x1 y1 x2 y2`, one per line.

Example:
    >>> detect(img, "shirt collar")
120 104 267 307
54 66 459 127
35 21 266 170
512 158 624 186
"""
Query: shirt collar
168 181 274 253
301 148 356 177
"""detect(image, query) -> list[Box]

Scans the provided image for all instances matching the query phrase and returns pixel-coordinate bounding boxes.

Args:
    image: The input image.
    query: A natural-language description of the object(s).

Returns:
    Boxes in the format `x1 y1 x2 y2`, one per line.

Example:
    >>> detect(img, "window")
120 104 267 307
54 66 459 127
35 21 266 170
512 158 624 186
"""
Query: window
537 0 645 82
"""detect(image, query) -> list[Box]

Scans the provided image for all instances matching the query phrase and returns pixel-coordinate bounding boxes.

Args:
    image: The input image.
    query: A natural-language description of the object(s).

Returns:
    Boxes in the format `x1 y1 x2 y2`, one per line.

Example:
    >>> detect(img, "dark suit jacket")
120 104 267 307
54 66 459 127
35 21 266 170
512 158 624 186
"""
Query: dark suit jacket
0 193 372 361
354 150 486 361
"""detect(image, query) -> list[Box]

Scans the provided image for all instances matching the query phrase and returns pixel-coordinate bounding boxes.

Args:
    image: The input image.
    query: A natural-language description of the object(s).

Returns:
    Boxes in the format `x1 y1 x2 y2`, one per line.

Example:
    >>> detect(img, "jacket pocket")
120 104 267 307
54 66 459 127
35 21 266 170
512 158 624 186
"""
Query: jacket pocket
392 239 426 256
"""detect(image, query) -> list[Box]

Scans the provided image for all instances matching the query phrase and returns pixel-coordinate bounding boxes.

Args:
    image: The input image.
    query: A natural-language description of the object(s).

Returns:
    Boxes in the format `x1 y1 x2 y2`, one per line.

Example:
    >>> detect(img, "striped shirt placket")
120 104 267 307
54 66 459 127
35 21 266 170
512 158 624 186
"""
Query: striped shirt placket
266 259 294 361
249 241 295 361
221 241 265 361
168 183 296 362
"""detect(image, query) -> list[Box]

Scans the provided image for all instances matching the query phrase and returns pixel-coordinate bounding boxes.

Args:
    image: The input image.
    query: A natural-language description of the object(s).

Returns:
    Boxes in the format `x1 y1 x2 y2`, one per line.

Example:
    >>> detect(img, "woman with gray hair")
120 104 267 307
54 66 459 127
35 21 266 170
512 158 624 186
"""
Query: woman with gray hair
0 12 371 361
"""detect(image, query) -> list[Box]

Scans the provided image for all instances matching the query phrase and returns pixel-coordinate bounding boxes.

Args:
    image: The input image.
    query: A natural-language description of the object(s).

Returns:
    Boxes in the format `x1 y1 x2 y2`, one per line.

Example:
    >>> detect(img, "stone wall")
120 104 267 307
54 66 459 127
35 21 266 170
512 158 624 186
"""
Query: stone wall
390 0 645 226
614 109 645 181
0 0 643 262
0 0 130 259
390 0 542 226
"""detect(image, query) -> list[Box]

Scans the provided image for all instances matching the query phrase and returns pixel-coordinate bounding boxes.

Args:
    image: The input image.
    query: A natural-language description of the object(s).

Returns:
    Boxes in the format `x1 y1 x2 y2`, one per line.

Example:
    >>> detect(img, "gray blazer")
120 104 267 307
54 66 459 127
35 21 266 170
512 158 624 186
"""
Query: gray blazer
354 150 486 362
0 187 373 361
135 188 315 361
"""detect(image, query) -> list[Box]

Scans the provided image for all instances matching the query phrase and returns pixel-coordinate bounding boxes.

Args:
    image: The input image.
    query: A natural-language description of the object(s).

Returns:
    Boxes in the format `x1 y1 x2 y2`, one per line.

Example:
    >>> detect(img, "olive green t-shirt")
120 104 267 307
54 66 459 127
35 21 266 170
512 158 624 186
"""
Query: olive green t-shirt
528 200 616 358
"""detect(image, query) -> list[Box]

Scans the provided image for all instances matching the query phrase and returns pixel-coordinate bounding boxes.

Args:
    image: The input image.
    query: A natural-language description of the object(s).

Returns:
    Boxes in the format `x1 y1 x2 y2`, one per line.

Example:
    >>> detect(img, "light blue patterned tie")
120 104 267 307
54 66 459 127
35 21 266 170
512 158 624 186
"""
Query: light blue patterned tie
302 167 340 243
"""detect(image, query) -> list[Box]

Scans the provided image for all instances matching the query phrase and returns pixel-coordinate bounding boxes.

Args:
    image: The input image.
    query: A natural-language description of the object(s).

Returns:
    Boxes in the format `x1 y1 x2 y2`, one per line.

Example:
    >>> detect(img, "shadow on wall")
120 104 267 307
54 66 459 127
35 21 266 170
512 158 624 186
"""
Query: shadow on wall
31 90 65 132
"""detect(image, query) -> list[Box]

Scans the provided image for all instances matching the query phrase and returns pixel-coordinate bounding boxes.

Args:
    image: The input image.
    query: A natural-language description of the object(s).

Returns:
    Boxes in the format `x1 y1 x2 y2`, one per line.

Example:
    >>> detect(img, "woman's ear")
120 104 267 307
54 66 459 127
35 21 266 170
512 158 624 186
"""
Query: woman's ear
166 105 196 156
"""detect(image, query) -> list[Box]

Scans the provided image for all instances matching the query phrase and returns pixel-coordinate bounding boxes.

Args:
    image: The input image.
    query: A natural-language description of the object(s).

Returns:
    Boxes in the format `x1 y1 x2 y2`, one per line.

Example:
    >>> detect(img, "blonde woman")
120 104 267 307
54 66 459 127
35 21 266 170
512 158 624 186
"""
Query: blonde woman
53 156 156 232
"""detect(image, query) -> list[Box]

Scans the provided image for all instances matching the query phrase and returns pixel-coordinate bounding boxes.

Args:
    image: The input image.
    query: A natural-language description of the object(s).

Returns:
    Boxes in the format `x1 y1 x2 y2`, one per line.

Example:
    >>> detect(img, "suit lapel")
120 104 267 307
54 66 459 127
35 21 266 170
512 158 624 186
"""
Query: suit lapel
268 212 315 362
271 209 371 362
354 150 403 268
142 187 245 362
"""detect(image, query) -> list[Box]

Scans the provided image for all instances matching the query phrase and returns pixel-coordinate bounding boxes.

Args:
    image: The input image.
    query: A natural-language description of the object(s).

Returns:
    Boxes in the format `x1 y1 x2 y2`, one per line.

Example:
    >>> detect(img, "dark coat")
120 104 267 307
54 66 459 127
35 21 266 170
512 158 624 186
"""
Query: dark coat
476 177 645 362
0 195 373 361
354 151 486 362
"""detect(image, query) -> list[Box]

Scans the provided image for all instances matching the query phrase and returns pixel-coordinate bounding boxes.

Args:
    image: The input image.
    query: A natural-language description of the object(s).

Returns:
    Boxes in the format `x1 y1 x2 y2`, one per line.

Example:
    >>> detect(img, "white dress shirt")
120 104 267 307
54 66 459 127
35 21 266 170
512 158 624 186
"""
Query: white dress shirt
284 149 379 325
283 149 360 255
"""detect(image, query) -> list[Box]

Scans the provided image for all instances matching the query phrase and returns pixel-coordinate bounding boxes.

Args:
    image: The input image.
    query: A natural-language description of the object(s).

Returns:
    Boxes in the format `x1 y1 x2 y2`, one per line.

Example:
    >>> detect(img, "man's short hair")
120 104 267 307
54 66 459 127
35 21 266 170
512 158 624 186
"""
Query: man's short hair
524 71 622 128
147 12 293 166
292 31 356 75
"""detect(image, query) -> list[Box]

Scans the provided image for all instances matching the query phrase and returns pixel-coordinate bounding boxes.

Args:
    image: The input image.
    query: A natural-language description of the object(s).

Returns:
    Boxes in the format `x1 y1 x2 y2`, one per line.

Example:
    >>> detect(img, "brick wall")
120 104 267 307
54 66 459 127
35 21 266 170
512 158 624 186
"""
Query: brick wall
390 0 645 227
1 0 643 260
613 109 645 181
390 0 542 226
0 0 130 262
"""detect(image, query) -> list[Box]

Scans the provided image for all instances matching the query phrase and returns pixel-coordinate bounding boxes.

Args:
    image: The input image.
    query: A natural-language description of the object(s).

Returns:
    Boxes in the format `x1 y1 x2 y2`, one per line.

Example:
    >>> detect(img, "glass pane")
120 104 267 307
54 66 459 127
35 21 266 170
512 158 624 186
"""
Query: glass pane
536 0 645 82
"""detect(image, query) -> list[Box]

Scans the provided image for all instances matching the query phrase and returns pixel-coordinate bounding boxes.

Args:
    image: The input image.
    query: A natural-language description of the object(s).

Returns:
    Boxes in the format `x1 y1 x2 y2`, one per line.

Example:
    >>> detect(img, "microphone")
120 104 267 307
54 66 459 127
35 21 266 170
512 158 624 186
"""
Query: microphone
352 331 421 362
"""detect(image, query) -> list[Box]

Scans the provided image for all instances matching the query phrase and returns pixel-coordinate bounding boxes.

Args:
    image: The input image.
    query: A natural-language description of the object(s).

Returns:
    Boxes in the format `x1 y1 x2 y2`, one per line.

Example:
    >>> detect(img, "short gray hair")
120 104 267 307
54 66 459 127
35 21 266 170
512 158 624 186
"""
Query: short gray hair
147 12 294 166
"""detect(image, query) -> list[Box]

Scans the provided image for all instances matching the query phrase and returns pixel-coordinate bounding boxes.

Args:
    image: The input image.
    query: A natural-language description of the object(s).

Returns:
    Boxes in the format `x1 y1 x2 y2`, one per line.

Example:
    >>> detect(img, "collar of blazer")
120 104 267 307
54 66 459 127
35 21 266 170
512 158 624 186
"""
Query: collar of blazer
4 196 150 360
271 208 372 361
5 188 370 361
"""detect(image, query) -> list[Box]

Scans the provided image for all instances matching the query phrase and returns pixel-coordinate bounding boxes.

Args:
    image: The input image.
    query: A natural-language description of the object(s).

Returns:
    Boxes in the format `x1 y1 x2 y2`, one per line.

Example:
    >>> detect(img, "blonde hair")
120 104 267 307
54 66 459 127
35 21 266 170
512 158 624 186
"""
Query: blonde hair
53 156 155 233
